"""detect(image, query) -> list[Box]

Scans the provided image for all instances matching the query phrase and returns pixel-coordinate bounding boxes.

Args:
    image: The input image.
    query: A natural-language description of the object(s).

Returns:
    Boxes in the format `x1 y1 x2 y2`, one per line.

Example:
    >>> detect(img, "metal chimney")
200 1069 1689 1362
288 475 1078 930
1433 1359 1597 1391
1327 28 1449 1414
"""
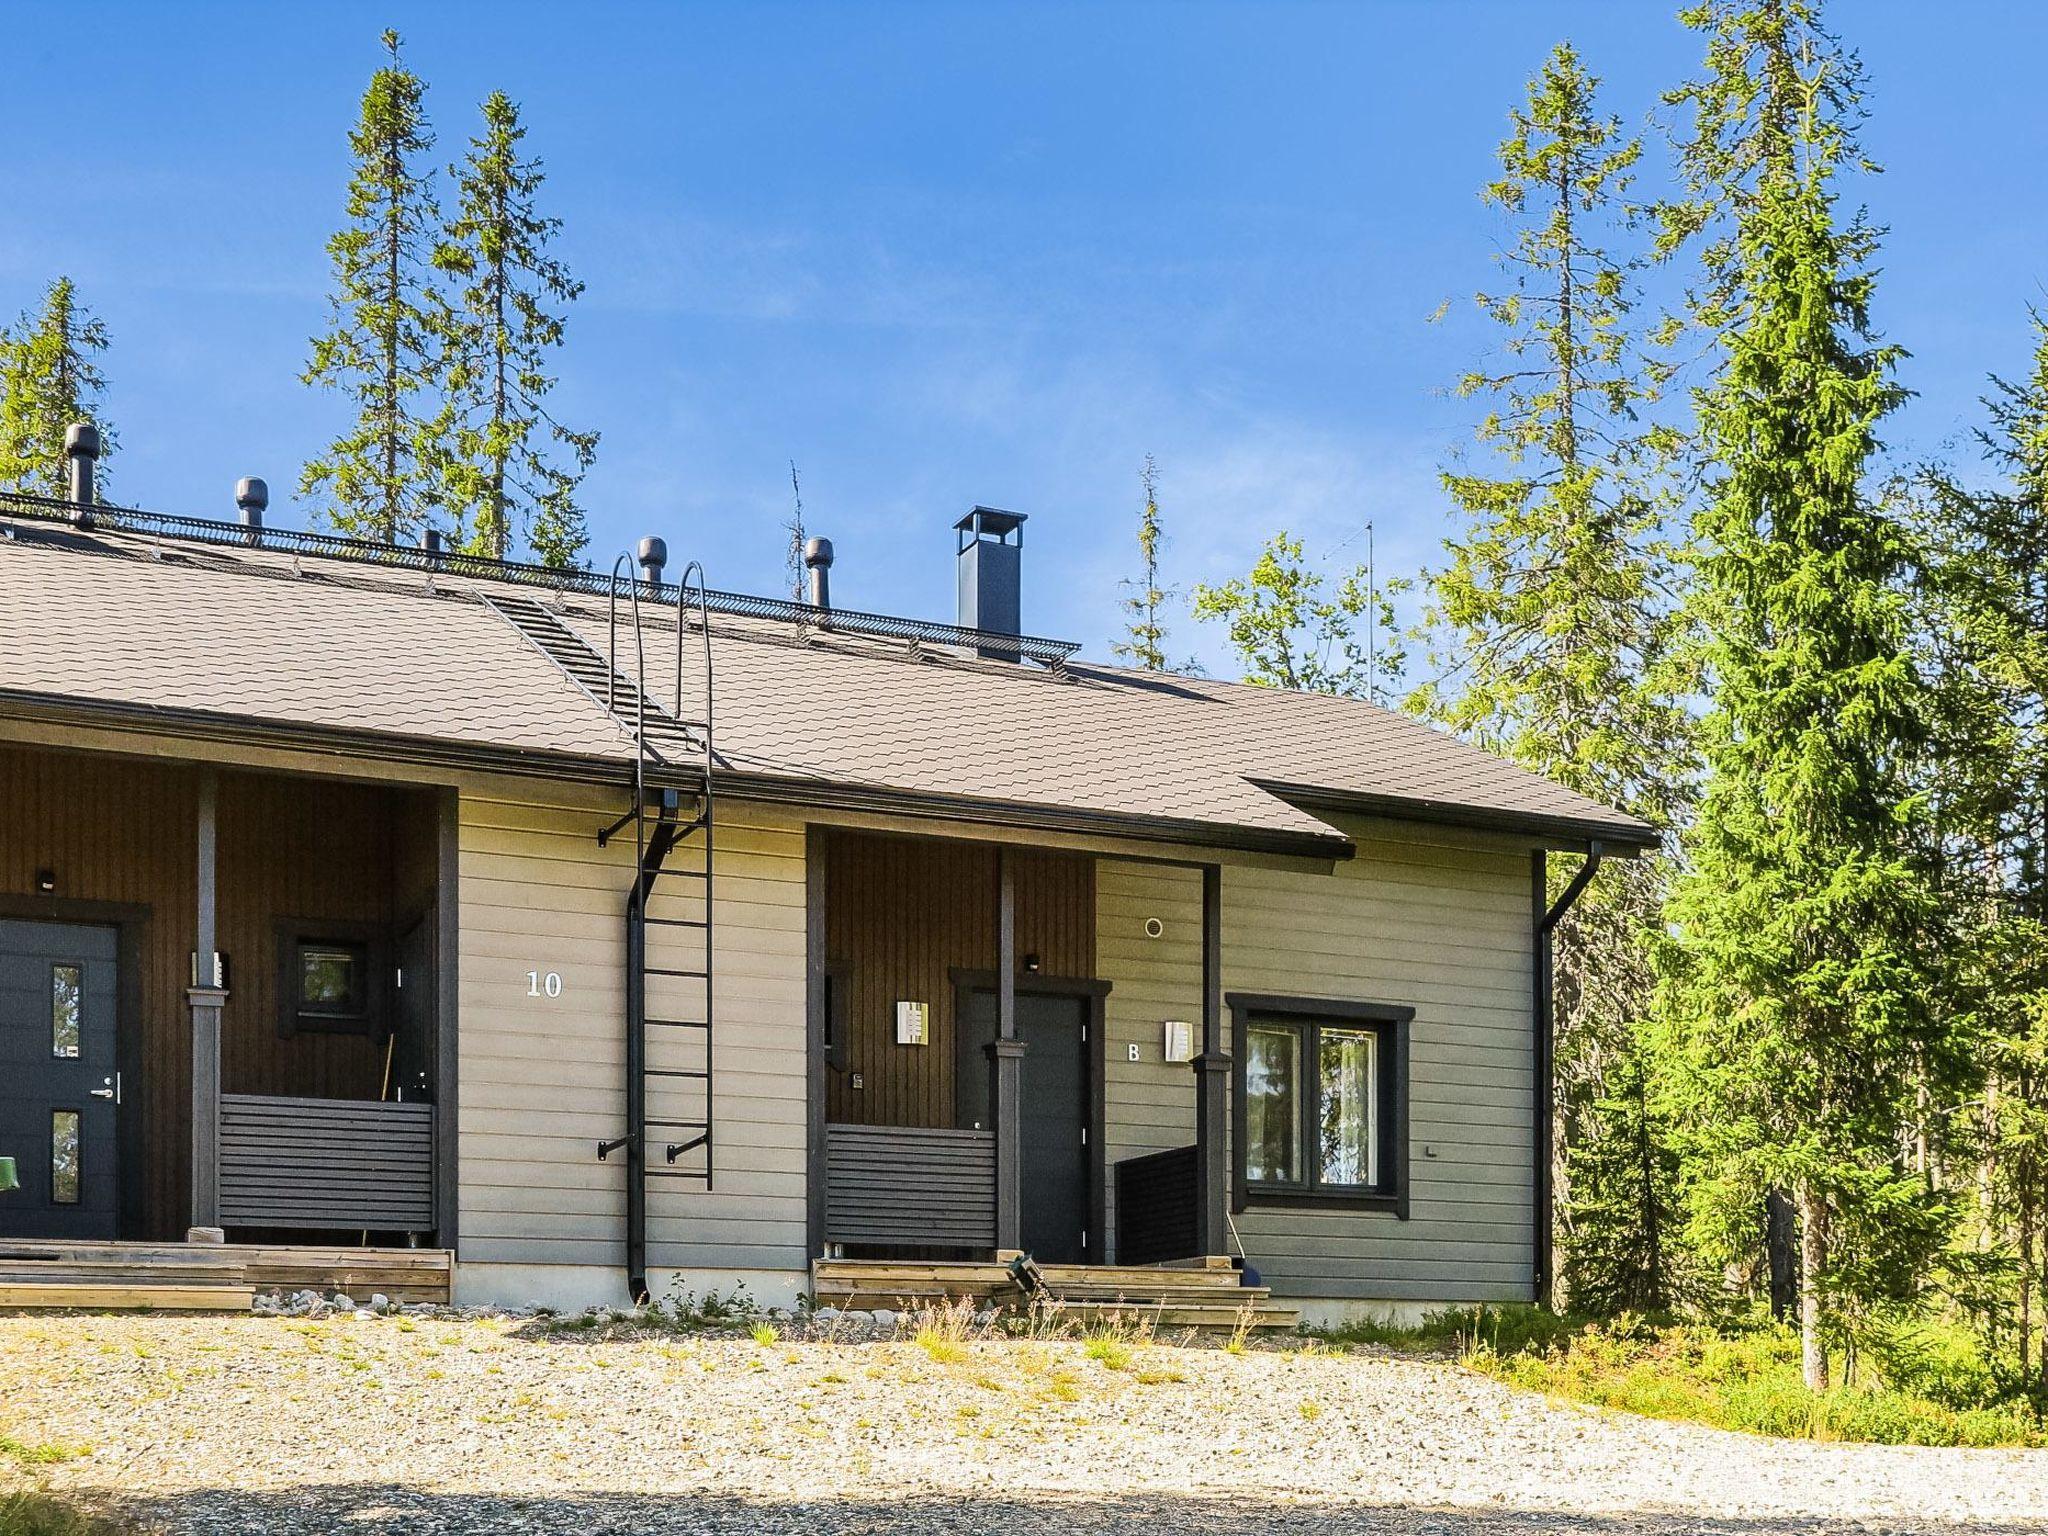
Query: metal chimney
638 536 668 586
235 478 268 545
63 423 99 521
954 507 1026 660
803 536 834 611
423 528 446 560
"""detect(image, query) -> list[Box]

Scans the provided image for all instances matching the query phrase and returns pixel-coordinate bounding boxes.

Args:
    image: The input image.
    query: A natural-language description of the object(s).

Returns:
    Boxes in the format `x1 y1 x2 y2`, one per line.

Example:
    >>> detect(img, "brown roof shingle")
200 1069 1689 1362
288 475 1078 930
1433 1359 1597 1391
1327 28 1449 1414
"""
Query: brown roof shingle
0 520 1655 855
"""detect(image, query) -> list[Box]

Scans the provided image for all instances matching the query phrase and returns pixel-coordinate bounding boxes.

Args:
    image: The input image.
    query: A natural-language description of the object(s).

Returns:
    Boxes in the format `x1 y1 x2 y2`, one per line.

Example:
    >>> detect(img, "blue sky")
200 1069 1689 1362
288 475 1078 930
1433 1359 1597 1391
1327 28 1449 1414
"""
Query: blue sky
12 2 2048 671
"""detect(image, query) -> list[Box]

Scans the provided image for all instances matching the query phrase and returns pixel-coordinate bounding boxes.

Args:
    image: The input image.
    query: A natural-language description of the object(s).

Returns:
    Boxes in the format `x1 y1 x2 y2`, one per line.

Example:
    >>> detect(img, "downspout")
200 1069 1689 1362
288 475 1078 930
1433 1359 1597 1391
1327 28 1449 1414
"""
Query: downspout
1532 840 1604 1309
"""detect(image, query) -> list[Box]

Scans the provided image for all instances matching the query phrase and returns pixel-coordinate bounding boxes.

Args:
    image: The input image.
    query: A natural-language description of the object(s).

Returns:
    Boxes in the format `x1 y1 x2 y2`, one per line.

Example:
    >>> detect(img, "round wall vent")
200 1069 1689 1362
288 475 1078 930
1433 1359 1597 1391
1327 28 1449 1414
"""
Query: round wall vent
1143 917 1165 939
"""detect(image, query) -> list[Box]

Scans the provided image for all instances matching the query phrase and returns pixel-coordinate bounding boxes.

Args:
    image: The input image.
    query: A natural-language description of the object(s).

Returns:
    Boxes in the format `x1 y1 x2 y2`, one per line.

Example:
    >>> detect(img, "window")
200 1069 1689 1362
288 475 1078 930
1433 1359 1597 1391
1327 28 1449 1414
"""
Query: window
51 963 81 1058
1230 994 1410 1212
299 944 366 1017
278 925 382 1036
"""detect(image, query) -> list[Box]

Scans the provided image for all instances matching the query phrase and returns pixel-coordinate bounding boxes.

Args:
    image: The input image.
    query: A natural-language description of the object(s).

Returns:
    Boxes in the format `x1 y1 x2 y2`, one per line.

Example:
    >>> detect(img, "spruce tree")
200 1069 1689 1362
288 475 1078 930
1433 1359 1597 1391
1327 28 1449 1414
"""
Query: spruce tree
1655 0 1948 1388
1112 456 1170 671
1420 41 1692 1312
437 90 596 566
301 30 449 544
1915 307 2048 1387
0 278 114 497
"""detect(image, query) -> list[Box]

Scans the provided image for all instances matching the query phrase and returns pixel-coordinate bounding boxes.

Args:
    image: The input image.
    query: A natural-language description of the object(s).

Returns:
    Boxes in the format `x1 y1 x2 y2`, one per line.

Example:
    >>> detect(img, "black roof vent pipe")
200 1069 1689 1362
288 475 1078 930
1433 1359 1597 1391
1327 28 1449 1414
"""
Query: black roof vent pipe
63 423 99 524
955 506 1025 660
235 478 268 546
638 536 668 586
423 527 446 561
803 535 833 612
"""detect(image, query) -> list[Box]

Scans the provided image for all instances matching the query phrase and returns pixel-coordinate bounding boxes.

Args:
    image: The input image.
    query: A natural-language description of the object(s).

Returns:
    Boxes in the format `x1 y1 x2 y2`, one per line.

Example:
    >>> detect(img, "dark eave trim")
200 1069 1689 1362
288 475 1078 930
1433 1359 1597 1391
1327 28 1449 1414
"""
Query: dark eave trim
1252 778 1659 853
0 691 1356 861
708 769 1355 861
0 689 636 787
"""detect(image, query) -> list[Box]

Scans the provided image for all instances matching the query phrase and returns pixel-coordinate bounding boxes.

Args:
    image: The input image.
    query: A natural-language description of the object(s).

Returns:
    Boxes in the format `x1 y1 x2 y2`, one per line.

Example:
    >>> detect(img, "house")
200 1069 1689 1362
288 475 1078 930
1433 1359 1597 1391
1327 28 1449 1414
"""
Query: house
0 440 1654 1322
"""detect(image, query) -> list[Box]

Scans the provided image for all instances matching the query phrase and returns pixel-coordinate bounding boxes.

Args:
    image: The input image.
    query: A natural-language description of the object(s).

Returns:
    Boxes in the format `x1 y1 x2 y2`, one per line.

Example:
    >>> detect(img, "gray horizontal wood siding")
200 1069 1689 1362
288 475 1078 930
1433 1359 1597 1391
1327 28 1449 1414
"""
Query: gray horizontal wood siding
457 784 808 1274
824 1123 996 1247
1097 821 1536 1304
219 1093 435 1231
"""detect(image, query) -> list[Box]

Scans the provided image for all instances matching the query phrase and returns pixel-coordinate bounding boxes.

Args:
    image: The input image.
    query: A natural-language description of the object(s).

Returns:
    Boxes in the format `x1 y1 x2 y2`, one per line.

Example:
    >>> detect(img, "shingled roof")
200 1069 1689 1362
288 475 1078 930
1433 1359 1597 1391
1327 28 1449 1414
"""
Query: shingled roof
0 501 1656 858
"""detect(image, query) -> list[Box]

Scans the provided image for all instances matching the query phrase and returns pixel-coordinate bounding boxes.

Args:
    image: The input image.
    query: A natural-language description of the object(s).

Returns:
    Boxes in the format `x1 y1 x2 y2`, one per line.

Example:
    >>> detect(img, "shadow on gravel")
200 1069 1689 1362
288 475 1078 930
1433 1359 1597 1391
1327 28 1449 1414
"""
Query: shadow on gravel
97 1485 2048 1536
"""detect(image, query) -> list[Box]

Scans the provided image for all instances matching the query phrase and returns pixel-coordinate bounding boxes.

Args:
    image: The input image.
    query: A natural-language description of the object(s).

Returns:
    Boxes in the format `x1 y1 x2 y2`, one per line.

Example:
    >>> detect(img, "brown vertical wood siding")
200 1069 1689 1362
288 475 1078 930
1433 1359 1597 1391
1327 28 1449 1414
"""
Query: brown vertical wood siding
0 745 434 1238
821 830 1093 1128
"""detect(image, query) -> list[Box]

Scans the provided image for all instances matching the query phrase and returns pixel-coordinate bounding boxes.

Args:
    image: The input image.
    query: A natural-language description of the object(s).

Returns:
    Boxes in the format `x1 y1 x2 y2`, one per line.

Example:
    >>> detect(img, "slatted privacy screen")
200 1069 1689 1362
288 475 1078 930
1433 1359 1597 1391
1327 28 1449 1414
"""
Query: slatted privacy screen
823 1123 996 1248
219 1093 436 1232
1113 1144 1200 1266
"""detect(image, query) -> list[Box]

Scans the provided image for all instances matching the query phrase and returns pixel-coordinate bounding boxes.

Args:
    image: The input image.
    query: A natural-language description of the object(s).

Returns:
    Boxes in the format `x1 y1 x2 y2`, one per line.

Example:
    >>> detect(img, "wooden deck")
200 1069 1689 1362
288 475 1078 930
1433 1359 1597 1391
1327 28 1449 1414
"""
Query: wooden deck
811 1256 1300 1330
0 1239 453 1310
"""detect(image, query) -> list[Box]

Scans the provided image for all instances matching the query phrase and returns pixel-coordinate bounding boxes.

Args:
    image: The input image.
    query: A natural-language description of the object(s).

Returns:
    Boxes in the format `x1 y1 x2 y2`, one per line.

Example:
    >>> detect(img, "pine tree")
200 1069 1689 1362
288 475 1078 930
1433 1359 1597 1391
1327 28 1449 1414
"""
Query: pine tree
1191 533 1403 698
1420 42 1693 1312
437 90 596 566
0 278 114 497
301 30 449 544
1655 0 1951 1389
1112 456 1171 671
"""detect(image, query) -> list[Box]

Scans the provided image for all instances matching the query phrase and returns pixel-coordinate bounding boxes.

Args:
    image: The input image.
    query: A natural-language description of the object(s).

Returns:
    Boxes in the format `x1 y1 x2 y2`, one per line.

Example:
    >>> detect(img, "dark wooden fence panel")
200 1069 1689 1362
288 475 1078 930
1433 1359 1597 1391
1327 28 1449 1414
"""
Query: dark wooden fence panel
219 1093 435 1232
1114 1144 1199 1265
824 1123 995 1248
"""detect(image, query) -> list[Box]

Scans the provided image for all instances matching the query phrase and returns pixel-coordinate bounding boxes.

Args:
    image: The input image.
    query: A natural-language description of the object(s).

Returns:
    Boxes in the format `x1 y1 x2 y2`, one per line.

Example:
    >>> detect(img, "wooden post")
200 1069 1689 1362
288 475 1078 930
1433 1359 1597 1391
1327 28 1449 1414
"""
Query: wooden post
1192 862 1230 1258
1531 849 1552 1307
988 846 1024 1253
433 786 461 1253
187 768 225 1241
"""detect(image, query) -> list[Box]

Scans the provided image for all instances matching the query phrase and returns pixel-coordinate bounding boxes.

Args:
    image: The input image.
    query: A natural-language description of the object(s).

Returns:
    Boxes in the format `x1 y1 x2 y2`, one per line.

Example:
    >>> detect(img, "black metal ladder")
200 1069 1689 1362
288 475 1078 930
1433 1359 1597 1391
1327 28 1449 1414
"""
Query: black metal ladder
574 560 717 1304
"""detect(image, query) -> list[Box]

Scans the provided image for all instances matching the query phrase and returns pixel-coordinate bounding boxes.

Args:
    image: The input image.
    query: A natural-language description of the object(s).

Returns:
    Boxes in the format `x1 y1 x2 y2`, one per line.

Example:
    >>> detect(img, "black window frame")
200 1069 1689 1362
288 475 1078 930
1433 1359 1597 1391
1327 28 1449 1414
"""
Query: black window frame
277 919 386 1038
1227 992 1411 1217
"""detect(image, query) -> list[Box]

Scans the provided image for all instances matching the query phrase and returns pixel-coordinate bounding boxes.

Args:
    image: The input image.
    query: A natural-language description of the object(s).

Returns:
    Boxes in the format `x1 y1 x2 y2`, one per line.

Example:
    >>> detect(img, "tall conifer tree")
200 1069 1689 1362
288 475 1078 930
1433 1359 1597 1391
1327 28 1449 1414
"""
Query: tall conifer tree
1655 0 1949 1388
1915 308 2048 1387
0 278 114 497
301 30 449 543
437 90 596 566
1421 42 1691 1311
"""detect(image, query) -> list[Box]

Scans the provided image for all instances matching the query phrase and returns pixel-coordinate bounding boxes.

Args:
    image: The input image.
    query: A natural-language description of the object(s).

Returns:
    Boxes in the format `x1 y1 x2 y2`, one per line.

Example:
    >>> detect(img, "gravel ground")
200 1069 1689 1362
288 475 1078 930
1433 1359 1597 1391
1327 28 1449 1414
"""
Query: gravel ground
3 1311 2046 1535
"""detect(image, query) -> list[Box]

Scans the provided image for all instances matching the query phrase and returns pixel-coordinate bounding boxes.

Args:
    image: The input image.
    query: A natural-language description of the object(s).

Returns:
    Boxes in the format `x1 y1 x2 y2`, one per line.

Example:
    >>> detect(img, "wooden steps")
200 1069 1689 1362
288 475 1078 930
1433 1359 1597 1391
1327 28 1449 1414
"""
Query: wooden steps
0 1240 453 1307
0 1282 253 1312
810 1257 1300 1330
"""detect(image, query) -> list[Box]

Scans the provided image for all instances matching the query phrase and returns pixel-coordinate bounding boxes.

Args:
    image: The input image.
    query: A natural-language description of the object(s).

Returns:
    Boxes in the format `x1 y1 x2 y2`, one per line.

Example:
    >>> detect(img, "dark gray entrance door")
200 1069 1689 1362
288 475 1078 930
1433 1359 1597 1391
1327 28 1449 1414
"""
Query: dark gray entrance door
958 989 1090 1263
0 920 119 1238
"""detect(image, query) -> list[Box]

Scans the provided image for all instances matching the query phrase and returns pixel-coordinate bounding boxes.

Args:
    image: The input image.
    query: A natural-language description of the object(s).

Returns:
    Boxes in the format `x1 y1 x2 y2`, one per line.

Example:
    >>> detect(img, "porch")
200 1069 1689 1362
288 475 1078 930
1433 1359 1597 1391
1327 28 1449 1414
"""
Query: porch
809 829 1233 1278
0 743 454 1262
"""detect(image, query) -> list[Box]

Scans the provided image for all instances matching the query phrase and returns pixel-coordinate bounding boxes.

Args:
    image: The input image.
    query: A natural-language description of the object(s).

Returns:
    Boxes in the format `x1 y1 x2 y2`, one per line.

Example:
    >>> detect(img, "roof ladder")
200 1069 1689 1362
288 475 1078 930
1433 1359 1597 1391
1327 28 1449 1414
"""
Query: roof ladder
589 558 717 1305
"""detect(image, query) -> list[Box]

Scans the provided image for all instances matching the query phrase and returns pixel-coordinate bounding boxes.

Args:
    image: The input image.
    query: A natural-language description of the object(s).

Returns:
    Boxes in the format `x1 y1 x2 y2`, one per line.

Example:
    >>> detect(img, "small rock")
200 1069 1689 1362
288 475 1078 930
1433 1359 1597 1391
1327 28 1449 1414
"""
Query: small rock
369 1293 392 1314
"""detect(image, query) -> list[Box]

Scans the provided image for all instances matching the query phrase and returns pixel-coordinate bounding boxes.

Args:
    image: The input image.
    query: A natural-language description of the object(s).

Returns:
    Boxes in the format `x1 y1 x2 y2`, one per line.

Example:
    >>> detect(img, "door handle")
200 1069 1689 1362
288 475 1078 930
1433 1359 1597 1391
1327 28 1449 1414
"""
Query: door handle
90 1073 120 1104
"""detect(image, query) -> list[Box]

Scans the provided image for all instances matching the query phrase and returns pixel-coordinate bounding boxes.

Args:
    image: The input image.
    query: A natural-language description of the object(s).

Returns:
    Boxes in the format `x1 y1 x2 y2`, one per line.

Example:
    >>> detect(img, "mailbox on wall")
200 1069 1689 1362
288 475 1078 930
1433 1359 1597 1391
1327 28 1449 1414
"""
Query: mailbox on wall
1162 1019 1194 1064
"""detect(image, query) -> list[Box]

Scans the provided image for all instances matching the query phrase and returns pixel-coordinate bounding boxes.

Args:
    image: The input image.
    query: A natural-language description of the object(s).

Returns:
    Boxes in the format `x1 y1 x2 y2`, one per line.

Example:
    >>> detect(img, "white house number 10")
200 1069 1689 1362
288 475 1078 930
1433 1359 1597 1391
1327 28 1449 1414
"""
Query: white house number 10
527 970 564 999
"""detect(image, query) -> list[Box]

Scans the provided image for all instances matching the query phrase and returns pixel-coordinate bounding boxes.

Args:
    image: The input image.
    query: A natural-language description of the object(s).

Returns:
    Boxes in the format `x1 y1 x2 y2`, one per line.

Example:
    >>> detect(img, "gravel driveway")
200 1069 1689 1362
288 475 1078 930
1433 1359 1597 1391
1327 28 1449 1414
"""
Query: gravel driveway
3 1312 2045 1534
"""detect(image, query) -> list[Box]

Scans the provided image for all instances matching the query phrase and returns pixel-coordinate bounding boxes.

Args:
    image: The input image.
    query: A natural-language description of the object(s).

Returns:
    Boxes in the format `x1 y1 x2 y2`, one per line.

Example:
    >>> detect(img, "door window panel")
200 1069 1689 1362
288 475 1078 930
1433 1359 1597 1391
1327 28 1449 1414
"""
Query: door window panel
51 964 81 1058
51 1110 80 1204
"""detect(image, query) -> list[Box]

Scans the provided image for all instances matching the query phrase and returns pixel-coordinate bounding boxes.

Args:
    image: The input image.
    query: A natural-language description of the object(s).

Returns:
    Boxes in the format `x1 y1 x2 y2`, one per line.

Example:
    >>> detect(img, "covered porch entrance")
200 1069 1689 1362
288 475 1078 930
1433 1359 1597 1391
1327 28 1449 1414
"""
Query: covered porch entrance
809 828 1242 1294
0 744 455 1275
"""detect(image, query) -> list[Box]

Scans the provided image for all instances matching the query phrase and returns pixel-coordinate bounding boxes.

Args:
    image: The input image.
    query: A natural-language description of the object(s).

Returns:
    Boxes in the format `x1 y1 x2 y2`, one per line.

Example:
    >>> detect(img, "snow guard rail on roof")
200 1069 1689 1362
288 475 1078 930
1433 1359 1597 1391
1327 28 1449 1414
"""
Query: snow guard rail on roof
0 490 1083 670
